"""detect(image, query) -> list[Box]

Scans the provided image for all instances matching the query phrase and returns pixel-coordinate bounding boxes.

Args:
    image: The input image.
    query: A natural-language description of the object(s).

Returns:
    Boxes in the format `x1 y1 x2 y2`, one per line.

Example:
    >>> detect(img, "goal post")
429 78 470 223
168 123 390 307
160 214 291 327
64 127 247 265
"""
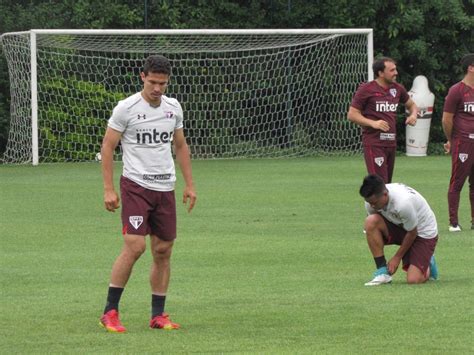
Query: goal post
0 29 373 165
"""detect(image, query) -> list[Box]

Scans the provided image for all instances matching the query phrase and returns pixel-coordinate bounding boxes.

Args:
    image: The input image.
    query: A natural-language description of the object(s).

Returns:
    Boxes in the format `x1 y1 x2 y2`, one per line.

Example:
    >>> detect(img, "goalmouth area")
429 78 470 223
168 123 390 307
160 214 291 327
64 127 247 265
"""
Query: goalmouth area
0 29 372 164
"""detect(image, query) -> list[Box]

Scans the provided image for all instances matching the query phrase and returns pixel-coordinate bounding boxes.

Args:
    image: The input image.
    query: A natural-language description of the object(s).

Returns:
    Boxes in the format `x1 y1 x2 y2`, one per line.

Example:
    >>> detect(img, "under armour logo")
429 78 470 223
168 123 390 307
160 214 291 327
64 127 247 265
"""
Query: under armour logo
375 157 384 167
459 153 468 163
389 88 397 97
137 114 146 120
129 216 144 229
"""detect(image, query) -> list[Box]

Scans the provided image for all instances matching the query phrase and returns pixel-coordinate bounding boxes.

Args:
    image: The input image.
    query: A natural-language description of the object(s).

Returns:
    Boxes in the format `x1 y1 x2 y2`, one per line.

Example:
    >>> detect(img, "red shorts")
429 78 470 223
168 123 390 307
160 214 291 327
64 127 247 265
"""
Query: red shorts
120 176 176 241
363 145 396 183
383 218 438 275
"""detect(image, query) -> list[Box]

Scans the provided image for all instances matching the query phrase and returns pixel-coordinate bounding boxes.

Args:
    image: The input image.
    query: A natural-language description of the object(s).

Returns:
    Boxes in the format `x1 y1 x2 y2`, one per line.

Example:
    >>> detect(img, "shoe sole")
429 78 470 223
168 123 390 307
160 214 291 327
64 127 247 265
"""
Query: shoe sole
99 321 126 333
150 324 179 330
364 280 392 286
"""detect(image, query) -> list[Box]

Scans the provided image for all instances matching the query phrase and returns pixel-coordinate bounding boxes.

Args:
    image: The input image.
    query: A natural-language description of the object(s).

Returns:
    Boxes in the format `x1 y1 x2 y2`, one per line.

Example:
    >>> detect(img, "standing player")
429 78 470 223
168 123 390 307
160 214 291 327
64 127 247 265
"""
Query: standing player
442 53 474 232
99 55 197 332
359 174 439 286
348 57 418 183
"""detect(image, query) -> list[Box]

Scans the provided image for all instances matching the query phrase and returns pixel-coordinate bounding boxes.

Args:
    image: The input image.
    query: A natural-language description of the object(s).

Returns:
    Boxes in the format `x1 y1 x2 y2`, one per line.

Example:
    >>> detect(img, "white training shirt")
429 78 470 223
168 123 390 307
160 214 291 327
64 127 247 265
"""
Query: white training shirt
108 92 183 191
365 183 438 239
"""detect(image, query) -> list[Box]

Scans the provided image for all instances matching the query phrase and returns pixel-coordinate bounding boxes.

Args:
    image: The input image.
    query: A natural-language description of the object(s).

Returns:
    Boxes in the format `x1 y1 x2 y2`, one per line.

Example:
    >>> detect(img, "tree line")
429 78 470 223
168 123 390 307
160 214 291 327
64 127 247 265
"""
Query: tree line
0 0 472 155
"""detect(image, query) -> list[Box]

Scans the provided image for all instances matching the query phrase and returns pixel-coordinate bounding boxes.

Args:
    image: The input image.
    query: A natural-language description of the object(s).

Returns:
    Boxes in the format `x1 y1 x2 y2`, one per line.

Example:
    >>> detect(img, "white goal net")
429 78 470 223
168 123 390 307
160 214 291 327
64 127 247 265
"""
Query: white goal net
0 29 372 164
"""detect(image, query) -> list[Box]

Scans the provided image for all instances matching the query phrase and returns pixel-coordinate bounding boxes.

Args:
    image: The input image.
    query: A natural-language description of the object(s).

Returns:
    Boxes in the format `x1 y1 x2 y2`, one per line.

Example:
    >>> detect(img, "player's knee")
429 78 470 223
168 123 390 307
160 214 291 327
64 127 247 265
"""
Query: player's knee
152 242 173 260
364 214 383 231
406 273 427 284
123 240 146 259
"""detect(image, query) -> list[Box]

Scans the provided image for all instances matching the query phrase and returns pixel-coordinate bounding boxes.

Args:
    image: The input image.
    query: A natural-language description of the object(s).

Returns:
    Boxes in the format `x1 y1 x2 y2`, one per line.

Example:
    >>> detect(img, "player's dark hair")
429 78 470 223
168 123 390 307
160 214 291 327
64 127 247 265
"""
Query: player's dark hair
359 174 386 199
460 53 474 73
372 57 396 78
143 55 171 76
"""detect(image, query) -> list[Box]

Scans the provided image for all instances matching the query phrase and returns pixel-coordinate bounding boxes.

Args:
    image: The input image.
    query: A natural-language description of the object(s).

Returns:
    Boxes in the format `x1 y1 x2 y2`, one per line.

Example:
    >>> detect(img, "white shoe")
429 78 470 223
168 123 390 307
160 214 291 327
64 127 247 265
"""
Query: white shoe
364 273 392 286
448 224 462 232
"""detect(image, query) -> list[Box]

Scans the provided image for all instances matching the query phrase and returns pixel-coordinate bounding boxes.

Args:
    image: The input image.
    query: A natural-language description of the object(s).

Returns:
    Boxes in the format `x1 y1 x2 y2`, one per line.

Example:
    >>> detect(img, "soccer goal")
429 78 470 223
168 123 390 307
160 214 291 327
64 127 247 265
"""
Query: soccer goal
0 29 373 164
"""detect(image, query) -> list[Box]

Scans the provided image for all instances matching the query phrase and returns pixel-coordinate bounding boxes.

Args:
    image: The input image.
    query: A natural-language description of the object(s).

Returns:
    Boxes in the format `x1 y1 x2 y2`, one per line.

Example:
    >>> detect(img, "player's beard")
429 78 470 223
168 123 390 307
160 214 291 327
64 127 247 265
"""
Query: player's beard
383 76 396 85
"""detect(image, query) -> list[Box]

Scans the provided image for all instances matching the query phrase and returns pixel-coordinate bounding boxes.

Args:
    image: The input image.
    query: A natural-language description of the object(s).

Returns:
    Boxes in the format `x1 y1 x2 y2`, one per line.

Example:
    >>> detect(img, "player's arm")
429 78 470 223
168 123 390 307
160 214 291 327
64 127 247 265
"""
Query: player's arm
347 106 389 132
101 127 122 212
442 111 455 153
387 228 418 275
404 98 418 126
173 128 197 212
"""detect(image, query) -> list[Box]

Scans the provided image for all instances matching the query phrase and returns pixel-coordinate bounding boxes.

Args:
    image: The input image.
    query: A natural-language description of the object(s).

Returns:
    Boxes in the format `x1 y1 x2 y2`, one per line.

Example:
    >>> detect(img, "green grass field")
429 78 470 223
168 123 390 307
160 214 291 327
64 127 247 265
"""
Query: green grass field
1 156 473 354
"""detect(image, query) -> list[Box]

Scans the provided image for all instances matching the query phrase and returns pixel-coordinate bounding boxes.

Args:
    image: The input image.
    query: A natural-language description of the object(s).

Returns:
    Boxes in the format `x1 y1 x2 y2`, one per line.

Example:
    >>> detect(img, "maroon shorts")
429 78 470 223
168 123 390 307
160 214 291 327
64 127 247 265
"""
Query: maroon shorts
120 176 176 241
383 218 438 275
363 145 396 183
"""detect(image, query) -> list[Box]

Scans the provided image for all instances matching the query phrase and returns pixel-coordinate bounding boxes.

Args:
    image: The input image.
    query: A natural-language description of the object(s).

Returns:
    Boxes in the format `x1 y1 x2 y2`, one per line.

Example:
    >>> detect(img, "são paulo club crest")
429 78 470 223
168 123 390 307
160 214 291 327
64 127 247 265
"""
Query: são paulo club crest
129 216 144 230
459 153 468 163
389 88 397 97
375 157 384 167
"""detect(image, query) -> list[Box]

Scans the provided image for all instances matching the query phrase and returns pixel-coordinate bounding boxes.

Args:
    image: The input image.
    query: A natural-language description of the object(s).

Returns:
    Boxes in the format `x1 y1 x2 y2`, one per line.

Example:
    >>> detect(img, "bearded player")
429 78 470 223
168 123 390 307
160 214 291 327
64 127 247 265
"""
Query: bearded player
348 57 418 183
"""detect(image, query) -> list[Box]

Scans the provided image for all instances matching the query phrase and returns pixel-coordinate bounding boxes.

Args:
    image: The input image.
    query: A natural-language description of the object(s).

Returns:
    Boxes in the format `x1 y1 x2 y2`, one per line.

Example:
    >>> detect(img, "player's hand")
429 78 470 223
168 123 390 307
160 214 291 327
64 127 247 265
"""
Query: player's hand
405 114 417 126
443 141 451 154
371 120 390 132
183 185 197 213
104 189 120 212
387 256 401 275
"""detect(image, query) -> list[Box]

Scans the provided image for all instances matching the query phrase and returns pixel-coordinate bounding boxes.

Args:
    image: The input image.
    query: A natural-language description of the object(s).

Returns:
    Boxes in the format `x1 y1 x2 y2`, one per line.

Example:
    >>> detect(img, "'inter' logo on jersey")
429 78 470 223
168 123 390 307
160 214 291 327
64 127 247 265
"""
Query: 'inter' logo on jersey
376 101 398 112
464 102 474 112
136 129 174 144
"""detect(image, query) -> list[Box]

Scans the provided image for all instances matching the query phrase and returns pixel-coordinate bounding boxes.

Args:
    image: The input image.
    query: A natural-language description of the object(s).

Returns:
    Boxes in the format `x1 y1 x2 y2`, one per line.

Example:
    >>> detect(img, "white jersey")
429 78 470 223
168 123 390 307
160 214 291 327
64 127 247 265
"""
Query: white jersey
365 183 438 239
108 92 183 191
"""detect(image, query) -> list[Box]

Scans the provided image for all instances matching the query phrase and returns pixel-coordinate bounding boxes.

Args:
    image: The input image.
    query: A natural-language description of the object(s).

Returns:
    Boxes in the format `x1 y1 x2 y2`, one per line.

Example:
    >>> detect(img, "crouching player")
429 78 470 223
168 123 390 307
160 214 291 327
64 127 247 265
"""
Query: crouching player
359 175 438 286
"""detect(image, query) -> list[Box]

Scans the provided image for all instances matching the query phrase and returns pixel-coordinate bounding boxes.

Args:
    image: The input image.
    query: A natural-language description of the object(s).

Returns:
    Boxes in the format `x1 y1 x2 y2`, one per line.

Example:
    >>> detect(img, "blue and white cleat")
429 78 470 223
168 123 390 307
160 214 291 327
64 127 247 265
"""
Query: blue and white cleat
429 255 438 281
365 266 392 286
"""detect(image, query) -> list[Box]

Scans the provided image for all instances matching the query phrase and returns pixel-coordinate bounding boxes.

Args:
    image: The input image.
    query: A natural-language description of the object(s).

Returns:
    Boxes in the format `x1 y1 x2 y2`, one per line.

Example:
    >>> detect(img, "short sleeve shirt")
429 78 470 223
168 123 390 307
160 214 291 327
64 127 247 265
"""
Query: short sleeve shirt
108 92 184 191
351 81 410 147
443 82 474 142
365 183 438 239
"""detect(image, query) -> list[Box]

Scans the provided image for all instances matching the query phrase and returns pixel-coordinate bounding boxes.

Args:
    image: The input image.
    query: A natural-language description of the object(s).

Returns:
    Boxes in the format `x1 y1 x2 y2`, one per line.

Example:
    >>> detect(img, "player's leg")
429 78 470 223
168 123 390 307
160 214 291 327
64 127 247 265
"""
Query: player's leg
363 145 389 183
100 176 151 333
100 234 146 333
148 191 180 330
110 234 147 288
150 237 174 300
149 237 179 329
385 147 396 183
448 140 469 231
364 214 392 286
406 264 428 284
468 146 474 229
404 236 438 284
364 214 388 258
